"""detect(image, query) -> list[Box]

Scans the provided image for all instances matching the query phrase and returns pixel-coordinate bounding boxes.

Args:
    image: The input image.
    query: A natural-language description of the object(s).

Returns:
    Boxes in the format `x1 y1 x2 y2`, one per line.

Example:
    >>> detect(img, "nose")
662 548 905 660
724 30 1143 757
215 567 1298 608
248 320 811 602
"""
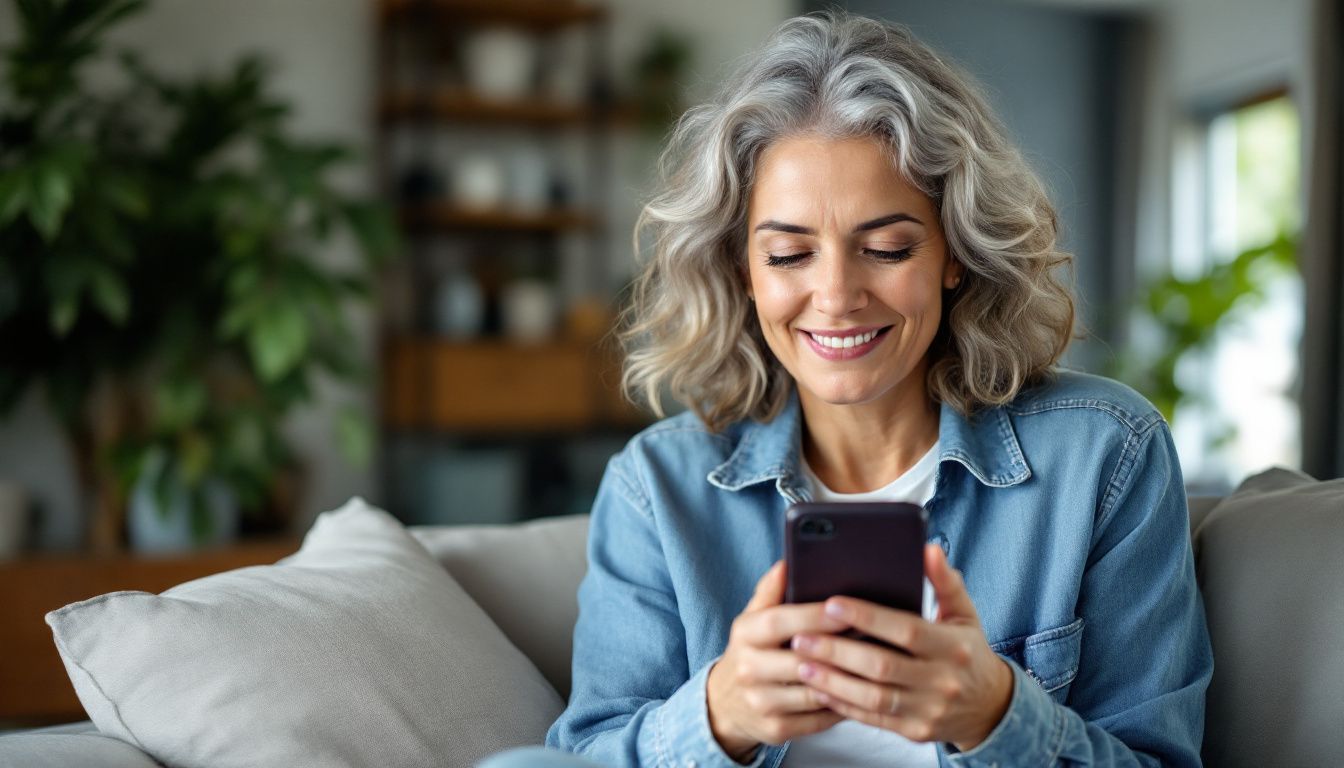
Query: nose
811 250 868 317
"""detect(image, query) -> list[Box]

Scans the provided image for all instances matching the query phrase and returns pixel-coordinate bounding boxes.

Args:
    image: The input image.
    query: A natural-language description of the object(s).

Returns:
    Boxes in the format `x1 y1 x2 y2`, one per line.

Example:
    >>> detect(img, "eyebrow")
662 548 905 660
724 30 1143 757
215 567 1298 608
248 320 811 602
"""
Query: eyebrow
752 212 924 235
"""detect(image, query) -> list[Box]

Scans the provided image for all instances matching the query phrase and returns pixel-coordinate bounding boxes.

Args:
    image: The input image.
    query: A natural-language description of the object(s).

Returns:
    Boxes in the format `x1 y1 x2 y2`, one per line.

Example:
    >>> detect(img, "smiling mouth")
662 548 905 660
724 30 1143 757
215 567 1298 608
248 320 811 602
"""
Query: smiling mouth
802 326 893 349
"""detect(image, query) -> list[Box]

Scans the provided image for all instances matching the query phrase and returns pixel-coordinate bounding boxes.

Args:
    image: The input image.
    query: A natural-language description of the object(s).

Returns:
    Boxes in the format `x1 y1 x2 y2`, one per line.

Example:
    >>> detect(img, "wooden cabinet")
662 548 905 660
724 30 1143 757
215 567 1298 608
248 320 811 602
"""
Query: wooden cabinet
383 337 634 431
0 540 299 727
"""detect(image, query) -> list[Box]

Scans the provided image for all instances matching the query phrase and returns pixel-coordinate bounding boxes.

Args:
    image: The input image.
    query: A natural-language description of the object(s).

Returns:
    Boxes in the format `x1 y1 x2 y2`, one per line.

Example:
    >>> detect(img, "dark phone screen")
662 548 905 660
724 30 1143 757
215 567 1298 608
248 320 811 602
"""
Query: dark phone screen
784 502 928 648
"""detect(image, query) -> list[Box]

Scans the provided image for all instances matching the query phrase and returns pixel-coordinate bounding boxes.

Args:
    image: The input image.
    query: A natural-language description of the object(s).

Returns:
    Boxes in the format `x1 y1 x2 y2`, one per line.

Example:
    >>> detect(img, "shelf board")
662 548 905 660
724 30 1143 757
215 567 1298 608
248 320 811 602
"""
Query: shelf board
380 91 631 126
401 205 597 232
379 0 606 29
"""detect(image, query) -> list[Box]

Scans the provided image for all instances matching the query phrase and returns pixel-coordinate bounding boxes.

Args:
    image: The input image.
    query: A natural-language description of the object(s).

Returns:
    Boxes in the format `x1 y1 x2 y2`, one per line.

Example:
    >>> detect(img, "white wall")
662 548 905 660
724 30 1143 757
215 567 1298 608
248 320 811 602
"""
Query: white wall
0 0 793 549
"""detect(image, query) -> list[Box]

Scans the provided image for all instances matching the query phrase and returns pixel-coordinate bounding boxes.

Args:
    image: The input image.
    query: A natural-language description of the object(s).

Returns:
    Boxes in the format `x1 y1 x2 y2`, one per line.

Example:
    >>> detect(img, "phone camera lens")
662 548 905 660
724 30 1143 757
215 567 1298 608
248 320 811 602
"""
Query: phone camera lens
799 517 835 539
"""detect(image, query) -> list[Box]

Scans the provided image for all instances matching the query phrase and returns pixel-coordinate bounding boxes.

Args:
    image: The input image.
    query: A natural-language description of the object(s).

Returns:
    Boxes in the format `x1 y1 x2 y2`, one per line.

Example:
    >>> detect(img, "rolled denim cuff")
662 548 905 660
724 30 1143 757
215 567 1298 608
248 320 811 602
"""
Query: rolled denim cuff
646 658 768 768
943 660 1062 767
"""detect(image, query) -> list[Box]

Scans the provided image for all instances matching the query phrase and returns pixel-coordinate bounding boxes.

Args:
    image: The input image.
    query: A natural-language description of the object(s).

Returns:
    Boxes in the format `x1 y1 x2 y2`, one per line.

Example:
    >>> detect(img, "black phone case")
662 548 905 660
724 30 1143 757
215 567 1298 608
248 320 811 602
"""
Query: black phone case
784 501 927 616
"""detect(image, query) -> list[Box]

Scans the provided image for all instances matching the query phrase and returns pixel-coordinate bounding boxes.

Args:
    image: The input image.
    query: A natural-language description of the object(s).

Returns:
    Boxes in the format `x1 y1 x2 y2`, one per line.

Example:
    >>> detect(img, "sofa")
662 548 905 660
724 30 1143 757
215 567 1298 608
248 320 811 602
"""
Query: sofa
0 467 1340 767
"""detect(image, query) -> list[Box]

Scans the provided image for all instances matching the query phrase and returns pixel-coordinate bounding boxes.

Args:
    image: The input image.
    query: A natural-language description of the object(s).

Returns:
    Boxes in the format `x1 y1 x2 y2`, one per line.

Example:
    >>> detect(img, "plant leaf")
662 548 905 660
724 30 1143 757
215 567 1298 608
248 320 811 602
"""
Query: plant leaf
217 299 256 340
178 430 212 486
101 170 149 217
152 451 176 523
189 488 213 544
28 157 73 241
342 202 399 265
154 376 207 432
50 293 79 336
0 169 30 227
247 302 308 382
44 255 89 336
335 406 373 469
89 265 130 325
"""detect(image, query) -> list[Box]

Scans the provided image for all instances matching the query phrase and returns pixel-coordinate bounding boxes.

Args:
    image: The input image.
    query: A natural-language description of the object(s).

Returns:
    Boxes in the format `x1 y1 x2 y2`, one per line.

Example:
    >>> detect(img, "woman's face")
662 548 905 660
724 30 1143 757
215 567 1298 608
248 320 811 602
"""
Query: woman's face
745 135 962 407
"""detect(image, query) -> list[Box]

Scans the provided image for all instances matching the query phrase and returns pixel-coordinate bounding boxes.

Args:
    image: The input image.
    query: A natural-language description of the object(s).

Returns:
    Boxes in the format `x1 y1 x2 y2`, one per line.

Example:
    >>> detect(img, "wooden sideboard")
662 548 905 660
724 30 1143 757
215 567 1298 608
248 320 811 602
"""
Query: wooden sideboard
0 539 299 728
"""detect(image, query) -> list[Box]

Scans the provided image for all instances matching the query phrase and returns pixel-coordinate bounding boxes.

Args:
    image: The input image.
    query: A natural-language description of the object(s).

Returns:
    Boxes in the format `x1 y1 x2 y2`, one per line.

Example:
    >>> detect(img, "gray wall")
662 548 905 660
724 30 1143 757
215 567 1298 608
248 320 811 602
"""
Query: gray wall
804 0 1139 370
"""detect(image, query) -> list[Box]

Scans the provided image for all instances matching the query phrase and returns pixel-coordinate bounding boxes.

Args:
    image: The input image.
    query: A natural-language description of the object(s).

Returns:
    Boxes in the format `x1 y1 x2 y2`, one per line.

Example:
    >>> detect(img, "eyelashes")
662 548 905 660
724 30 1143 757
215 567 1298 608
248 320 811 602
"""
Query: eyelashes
764 248 913 268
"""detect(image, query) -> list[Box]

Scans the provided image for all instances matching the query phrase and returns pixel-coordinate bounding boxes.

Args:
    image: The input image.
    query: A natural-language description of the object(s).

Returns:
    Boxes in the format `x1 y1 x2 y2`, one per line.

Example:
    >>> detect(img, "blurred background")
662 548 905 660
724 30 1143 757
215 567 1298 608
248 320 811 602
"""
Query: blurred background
0 0 1339 564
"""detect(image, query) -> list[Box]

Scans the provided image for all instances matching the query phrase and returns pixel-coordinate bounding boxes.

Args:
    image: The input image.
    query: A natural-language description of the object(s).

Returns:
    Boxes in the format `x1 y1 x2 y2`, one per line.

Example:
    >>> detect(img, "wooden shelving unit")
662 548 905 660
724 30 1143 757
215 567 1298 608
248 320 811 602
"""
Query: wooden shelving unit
374 0 649 523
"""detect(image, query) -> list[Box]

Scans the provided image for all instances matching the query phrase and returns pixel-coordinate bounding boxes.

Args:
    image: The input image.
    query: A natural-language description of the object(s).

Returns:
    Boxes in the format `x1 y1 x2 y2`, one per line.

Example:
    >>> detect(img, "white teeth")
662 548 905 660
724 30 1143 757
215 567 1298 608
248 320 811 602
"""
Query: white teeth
808 329 881 348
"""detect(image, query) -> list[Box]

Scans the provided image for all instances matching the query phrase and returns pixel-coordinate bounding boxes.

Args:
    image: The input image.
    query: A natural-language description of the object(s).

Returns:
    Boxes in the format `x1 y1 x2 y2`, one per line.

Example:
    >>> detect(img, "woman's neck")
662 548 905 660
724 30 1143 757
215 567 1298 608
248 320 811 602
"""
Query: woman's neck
798 373 940 494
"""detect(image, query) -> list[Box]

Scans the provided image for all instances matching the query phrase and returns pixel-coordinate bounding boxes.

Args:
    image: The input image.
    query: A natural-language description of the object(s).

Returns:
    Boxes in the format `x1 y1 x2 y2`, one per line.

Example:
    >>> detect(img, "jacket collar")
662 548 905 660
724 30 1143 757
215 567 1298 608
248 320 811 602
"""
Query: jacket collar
706 386 1032 497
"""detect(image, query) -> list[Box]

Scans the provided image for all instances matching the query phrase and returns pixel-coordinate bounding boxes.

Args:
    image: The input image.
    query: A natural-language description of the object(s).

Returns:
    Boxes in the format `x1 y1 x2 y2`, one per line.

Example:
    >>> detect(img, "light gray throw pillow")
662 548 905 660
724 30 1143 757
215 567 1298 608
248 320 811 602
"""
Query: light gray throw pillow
45 497 564 768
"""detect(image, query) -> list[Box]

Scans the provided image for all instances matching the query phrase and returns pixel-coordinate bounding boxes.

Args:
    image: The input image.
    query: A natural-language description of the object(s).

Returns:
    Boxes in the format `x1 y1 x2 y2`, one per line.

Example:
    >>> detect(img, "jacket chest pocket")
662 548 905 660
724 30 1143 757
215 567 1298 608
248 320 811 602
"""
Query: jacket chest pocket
989 617 1085 704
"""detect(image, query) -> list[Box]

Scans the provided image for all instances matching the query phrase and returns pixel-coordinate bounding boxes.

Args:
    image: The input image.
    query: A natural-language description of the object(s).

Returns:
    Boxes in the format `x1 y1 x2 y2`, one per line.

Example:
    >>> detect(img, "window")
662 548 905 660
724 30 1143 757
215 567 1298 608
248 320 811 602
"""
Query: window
1169 93 1302 489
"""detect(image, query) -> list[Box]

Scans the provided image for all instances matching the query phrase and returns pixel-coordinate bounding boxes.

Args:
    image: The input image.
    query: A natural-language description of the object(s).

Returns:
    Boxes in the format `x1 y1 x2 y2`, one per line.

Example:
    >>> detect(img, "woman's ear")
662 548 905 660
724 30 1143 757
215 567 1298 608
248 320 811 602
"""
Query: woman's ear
943 260 965 290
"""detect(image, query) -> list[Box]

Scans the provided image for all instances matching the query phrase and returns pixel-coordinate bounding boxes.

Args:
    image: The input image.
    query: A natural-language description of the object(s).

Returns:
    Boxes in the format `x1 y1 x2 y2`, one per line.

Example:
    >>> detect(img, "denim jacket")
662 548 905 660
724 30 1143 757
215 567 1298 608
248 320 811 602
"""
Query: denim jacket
547 371 1213 767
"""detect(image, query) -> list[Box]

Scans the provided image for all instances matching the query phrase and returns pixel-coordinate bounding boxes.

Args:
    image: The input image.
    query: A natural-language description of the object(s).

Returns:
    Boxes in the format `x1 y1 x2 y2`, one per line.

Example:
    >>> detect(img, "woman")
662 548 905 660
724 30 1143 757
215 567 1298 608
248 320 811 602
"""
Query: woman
485 11 1211 768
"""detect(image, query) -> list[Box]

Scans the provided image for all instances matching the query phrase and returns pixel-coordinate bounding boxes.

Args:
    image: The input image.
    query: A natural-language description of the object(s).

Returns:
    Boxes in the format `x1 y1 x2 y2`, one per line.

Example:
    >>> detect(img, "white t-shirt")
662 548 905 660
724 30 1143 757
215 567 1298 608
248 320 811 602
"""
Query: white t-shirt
782 441 940 768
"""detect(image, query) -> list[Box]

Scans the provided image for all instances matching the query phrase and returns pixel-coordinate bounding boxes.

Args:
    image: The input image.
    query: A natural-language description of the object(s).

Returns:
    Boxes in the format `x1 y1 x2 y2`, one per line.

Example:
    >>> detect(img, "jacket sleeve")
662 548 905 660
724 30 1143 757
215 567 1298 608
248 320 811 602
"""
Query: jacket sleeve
944 420 1213 767
546 448 764 768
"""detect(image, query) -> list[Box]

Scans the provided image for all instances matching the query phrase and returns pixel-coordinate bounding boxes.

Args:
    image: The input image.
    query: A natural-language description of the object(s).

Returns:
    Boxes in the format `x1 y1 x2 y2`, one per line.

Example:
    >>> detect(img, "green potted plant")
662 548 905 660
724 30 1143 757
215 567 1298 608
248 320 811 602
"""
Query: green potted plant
0 0 398 550
1110 232 1297 448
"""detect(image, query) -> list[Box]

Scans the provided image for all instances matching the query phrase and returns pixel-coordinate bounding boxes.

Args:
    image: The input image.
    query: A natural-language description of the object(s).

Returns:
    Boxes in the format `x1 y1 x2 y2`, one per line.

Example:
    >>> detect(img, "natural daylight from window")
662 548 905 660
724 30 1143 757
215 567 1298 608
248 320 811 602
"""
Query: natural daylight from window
1172 94 1303 489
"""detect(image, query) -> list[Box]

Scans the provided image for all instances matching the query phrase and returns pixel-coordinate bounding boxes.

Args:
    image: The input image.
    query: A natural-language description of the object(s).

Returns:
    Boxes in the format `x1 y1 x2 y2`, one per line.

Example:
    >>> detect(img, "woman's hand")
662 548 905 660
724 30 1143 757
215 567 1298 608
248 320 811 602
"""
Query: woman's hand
706 561 849 762
790 544 1013 752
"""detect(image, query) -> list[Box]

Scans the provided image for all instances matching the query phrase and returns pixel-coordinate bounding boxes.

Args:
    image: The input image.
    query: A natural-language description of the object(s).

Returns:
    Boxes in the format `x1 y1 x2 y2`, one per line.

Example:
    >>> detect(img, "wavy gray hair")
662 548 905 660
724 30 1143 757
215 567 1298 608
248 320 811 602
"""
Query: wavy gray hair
620 11 1076 432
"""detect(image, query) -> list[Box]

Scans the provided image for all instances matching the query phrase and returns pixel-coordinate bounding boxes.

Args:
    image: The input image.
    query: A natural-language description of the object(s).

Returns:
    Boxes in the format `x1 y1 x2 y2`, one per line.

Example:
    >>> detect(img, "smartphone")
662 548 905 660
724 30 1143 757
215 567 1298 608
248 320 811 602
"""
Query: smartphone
785 502 928 646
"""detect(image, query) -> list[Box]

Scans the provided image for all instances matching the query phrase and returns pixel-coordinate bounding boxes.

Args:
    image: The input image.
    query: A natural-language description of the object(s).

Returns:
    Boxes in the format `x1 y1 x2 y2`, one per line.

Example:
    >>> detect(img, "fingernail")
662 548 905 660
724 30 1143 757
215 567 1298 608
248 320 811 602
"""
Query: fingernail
825 601 847 619
815 691 830 705
792 635 815 653
798 662 816 680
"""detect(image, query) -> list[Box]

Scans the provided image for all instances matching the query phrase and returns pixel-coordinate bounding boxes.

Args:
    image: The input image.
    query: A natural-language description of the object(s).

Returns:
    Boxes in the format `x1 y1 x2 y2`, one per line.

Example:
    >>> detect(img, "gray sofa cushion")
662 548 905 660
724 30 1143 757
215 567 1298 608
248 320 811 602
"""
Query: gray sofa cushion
1195 467 1344 767
1186 496 1221 543
411 514 589 699
0 722 161 768
42 498 564 768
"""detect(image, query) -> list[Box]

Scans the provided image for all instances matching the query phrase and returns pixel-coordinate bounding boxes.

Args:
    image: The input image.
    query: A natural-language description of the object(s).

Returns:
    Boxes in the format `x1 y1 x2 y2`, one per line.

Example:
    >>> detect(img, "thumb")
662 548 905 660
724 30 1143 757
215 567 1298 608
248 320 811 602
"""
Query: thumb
745 560 786 612
926 543 977 622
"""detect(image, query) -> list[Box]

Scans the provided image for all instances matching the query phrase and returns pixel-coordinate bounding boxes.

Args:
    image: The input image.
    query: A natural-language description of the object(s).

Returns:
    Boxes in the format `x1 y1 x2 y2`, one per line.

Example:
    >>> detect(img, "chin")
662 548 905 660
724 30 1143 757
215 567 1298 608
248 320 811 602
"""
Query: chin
800 374 884 406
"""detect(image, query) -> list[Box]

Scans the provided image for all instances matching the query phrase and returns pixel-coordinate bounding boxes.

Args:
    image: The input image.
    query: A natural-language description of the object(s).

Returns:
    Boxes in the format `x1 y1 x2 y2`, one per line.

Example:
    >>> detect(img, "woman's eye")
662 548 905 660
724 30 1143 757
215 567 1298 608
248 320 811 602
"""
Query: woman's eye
864 248 912 261
765 252 811 267
764 248 912 267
